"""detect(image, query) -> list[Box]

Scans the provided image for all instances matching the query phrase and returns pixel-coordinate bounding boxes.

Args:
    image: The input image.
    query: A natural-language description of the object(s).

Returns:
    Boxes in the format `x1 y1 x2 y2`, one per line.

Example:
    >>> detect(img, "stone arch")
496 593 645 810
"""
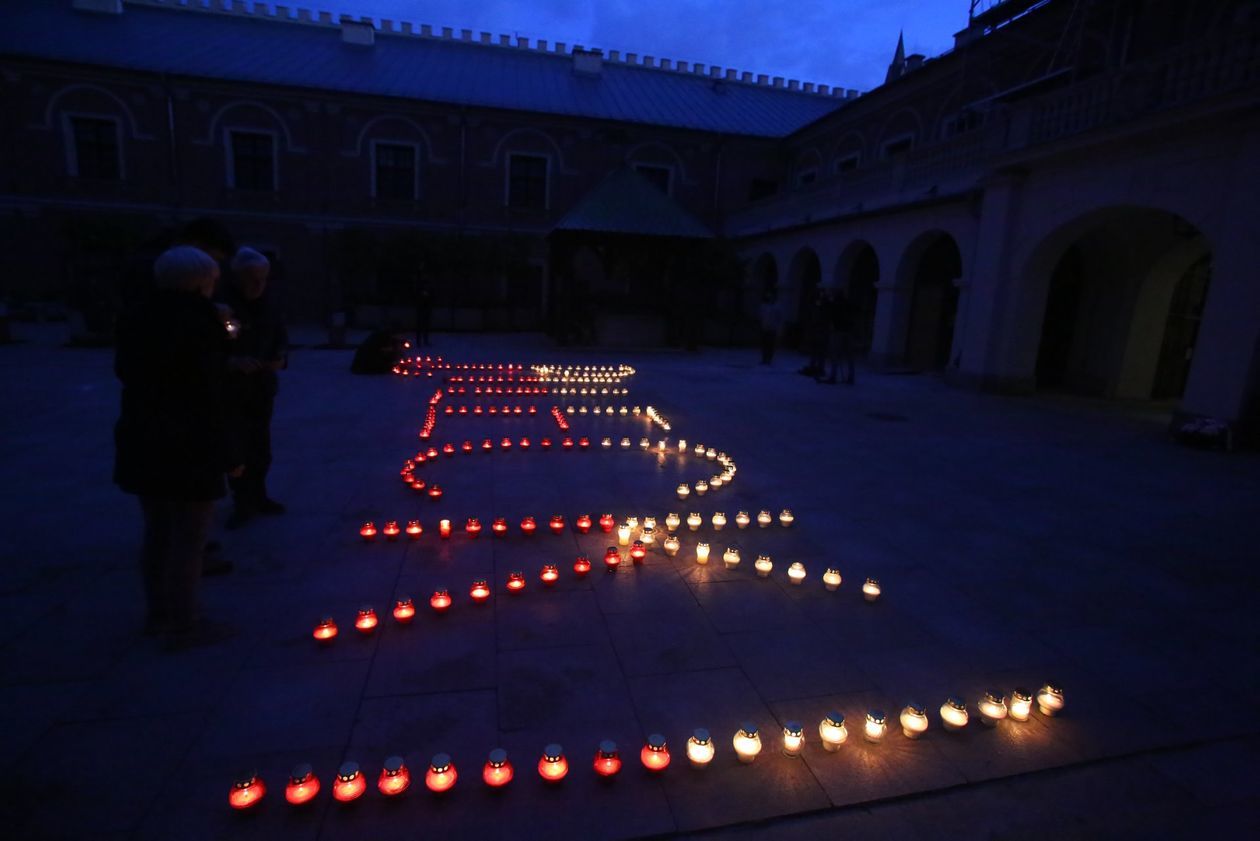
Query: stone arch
894 230 963 370
624 140 688 184
485 127 568 171
1025 206 1213 400
348 114 437 161
199 99 301 150
784 246 822 346
41 83 152 139
833 240 879 350
875 107 923 155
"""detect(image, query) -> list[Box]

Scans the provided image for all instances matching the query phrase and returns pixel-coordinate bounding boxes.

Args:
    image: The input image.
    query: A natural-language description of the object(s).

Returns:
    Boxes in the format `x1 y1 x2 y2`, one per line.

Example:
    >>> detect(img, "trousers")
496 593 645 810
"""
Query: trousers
139 495 215 631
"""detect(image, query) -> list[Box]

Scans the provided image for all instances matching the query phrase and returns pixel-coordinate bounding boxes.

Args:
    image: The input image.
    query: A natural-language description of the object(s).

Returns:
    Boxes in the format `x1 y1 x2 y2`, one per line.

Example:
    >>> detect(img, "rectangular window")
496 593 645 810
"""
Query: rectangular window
881 135 914 159
634 164 672 194
374 142 417 200
507 154 548 209
834 153 860 173
70 117 120 180
229 130 275 191
796 168 817 187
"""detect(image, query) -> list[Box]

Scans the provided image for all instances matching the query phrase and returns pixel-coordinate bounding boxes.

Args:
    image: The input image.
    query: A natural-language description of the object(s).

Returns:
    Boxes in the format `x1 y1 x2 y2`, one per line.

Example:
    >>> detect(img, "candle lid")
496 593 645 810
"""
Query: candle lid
738 723 759 737
690 728 711 743
597 740 618 756
233 769 260 787
487 748 508 766
542 744 564 761
289 762 313 782
866 710 886 724
1012 687 1033 702
945 696 967 710
382 756 405 774
337 761 360 780
784 721 803 736
983 690 1005 704
646 733 667 750
430 753 452 771
823 711 845 727
904 702 926 716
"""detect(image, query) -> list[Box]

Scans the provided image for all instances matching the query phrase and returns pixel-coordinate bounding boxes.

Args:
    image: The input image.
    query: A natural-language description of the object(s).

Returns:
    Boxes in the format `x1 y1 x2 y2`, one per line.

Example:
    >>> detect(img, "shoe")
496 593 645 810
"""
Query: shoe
202 556 234 576
162 620 238 652
257 498 287 516
225 508 254 530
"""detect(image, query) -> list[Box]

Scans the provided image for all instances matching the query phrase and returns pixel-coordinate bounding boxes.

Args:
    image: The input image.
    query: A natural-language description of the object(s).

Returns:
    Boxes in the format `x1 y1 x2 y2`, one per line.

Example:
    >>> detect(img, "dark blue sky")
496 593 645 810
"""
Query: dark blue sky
330 1 970 92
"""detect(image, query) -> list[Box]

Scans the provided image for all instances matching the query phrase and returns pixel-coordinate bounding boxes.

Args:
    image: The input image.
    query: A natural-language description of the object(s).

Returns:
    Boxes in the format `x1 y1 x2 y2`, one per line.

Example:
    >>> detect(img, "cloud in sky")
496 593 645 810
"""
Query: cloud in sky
325 0 967 91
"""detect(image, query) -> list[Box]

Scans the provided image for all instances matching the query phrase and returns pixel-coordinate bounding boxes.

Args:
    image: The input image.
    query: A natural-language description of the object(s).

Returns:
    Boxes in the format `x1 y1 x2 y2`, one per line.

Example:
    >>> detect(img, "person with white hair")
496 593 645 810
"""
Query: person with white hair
220 245 289 528
113 246 243 648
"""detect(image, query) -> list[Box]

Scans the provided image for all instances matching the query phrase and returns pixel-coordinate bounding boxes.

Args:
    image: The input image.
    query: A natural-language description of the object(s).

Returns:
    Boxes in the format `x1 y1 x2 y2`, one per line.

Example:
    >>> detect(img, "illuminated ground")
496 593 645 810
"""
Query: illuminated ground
1 324 1258 839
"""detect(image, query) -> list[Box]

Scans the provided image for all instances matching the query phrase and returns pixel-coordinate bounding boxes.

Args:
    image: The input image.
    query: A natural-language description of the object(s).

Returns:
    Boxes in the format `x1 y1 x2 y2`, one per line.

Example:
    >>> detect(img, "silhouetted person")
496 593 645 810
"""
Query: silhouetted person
114 246 241 647
221 247 288 528
820 287 856 385
800 288 830 376
758 290 782 364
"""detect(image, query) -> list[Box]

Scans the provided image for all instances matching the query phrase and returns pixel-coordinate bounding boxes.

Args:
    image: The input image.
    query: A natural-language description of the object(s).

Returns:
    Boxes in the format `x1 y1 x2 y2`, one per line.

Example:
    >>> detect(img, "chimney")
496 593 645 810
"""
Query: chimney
479 32 491 44
709 66 721 78
803 82 814 93
341 18 375 45
905 53 925 72
554 42 566 53
72 0 123 12
643 56 655 67
756 74 768 85
741 71 752 82
460 29 473 41
500 35 511 46
845 89 860 99
536 40 548 51
772 76 784 88
608 50 620 61
817 84 829 95
725 69 737 80
659 58 672 70
573 47 603 75
787 79 800 90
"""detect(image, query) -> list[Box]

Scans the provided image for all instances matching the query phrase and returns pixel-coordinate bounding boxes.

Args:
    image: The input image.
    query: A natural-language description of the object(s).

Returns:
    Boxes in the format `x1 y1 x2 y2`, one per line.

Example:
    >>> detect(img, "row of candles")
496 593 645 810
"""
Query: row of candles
312 557 873 643
230 686 1067 809
358 511 794 541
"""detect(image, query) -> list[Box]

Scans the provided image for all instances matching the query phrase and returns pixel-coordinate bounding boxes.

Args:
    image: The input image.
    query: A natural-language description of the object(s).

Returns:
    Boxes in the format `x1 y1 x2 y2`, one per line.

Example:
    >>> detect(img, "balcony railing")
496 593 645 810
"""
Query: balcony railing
728 20 1260 236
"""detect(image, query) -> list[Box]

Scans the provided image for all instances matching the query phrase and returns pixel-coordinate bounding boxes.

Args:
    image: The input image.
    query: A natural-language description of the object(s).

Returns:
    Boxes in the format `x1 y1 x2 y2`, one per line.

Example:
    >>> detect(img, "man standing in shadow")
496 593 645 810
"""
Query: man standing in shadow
221 247 288 529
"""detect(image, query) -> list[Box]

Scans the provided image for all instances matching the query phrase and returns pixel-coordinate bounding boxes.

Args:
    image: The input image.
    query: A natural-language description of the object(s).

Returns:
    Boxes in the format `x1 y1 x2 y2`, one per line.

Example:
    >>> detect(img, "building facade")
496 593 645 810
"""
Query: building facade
2 0 1258 437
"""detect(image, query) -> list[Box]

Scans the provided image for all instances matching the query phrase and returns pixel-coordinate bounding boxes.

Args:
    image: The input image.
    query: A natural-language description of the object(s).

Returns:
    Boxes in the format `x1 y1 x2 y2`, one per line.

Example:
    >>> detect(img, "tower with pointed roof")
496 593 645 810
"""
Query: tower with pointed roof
885 30 906 84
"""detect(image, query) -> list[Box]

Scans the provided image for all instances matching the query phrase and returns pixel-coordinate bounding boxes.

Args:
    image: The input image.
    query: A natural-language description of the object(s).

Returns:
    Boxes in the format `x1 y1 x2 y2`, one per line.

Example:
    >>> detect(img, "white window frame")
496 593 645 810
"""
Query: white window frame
880 133 915 160
504 152 550 210
62 112 124 180
633 162 673 196
369 139 421 200
224 127 279 191
833 152 861 174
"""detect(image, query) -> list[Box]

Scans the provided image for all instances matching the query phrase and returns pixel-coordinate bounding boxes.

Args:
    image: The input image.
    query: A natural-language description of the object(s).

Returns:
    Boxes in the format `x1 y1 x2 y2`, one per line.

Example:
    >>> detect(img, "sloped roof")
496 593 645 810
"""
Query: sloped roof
0 1 846 138
553 167 714 239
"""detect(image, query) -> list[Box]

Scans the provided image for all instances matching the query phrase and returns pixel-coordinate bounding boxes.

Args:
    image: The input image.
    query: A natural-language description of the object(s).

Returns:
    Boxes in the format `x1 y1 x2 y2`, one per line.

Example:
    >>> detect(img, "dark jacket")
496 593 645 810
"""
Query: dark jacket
220 284 287 405
113 290 235 500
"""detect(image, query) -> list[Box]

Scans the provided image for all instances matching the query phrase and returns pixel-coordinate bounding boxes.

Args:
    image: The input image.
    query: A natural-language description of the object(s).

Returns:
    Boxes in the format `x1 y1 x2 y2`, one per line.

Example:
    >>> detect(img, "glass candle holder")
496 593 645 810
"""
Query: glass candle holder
722 547 740 569
864 710 887 743
538 744 568 783
663 534 680 557
482 749 514 789
822 568 842 591
640 734 670 772
686 728 715 768
1037 683 1066 717
900 703 929 739
665 513 681 531
696 543 711 565
862 578 882 603
593 740 622 779
1010 688 1033 722
377 755 411 796
285 763 320 805
757 510 773 528
787 562 806 585
712 512 727 530
332 762 367 802
819 712 847 752
782 721 804 757
735 511 751 529
779 509 795 527
940 696 969 731
978 690 1008 726
754 555 773 578
687 513 702 532
733 724 762 764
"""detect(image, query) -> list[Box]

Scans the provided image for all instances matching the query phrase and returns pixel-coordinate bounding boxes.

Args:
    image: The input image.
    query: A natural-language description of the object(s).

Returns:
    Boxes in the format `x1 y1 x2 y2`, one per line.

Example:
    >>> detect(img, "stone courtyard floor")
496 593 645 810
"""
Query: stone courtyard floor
2 324 1258 840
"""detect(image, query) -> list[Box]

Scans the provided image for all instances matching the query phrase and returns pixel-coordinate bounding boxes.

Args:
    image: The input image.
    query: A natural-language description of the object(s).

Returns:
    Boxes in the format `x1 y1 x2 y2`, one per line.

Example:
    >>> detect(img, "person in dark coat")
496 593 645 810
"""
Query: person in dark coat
220 247 288 528
820 287 856 385
414 272 433 348
114 246 241 644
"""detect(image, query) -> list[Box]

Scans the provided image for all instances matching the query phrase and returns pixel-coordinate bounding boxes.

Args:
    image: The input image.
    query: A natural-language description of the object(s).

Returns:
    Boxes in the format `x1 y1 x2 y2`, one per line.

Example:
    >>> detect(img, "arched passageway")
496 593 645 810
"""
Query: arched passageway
785 247 821 347
1031 208 1211 400
900 232 962 370
834 241 879 352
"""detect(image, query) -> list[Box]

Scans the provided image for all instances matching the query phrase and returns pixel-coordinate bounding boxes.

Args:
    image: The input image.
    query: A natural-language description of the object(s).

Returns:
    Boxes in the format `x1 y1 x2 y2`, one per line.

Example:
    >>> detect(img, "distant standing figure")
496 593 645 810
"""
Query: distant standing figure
221 247 288 528
114 246 241 643
757 291 783 364
800 288 830 377
820 287 856 385
414 275 433 347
